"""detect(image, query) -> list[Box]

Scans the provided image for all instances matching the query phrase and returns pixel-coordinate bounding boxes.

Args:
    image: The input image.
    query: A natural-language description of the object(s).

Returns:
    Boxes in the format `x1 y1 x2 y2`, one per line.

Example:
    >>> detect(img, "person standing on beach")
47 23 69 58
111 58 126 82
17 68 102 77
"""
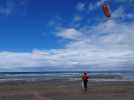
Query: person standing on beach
82 72 89 91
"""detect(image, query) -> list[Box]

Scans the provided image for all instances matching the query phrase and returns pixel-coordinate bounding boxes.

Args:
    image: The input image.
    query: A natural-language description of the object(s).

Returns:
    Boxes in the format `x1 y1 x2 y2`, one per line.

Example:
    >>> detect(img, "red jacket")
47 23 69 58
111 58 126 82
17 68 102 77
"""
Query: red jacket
82 75 89 81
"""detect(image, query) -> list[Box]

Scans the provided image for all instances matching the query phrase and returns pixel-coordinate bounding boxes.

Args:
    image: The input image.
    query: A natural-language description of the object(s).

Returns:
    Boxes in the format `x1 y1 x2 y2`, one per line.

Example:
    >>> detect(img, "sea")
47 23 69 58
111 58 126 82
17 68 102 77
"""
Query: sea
0 71 134 83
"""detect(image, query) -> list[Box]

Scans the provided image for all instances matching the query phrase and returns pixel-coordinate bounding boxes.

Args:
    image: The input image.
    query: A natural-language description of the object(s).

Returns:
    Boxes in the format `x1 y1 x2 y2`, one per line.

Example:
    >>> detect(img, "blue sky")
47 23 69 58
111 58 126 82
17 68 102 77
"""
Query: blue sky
0 0 134 71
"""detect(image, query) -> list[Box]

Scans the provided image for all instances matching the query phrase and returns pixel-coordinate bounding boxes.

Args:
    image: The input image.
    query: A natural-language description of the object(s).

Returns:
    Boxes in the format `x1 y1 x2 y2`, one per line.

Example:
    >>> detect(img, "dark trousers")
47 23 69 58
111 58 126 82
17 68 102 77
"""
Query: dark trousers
83 80 88 90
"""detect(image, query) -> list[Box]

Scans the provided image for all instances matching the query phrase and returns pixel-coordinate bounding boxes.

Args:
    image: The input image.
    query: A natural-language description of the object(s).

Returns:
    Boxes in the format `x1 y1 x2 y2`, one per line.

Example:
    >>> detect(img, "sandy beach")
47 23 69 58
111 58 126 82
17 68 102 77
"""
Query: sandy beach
0 79 134 100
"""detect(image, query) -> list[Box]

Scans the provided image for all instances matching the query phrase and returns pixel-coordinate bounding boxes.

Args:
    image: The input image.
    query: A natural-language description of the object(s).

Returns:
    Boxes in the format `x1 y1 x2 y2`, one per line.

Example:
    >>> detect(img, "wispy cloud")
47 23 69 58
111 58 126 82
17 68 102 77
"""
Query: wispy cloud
0 0 14 16
112 7 134 20
0 0 28 16
75 2 85 12
88 0 108 11
56 28 83 40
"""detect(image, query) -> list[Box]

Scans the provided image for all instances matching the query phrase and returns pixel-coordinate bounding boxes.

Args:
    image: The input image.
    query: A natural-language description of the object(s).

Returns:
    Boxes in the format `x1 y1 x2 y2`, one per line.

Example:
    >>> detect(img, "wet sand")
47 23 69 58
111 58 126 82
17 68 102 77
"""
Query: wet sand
0 80 134 100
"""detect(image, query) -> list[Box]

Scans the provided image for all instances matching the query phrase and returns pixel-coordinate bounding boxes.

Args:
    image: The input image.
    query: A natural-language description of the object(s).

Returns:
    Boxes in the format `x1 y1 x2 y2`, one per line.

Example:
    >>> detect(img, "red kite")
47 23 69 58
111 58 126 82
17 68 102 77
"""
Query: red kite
102 3 111 17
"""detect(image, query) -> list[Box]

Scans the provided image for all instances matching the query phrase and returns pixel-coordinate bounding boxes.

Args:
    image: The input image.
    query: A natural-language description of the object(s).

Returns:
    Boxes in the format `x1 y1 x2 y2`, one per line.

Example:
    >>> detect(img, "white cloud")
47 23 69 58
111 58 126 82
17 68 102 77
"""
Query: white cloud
54 18 134 69
56 28 83 40
112 7 125 18
0 0 28 16
80 19 134 48
1 19 134 70
96 0 107 7
88 0 108 11
88 3 94 11
117 0 134 3
76 0 108 11
75 2 85 11
112 7 134 20
0 2 14 16
74 15 82 21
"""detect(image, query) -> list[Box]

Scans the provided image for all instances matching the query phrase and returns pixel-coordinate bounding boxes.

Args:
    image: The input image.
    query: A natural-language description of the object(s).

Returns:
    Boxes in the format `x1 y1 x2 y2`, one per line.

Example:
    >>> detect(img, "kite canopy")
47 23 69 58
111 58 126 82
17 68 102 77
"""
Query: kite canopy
102 3 111 17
